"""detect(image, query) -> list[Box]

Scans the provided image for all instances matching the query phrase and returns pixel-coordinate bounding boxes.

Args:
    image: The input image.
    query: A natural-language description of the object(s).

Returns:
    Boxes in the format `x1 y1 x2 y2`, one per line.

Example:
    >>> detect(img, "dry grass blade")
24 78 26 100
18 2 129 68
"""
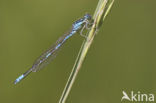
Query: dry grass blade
59 0 114 103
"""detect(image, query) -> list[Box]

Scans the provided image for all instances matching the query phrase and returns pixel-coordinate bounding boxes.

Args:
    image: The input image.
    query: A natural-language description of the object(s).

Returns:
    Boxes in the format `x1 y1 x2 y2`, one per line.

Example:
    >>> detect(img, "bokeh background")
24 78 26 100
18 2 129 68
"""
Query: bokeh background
0 0 156 103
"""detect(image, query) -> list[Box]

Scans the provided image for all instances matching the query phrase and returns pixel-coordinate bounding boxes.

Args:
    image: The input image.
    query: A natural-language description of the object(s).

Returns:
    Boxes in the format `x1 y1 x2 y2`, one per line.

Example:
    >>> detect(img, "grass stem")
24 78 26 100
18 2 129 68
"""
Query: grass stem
59 0 114 103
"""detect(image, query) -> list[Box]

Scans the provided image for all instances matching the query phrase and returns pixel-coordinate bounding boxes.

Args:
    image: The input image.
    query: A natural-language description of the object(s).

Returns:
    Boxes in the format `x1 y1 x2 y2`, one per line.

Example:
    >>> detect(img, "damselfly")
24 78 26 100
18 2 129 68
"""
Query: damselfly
14 14 92 84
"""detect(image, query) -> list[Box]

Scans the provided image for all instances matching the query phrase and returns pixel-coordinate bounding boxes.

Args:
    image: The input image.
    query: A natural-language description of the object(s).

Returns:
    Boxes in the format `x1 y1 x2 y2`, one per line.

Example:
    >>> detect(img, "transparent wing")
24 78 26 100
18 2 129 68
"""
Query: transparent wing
14 31 74 84
31 29 74 72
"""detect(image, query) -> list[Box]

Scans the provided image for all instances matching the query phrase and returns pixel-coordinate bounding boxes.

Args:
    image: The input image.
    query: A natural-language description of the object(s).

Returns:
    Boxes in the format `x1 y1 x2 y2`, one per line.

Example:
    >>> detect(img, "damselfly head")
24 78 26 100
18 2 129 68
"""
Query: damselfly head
84 13 92 20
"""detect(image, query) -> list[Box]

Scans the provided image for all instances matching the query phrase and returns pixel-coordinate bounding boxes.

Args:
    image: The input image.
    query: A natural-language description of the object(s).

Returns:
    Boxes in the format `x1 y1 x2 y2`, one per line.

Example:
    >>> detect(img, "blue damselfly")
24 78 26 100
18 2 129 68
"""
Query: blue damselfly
14 14 92 84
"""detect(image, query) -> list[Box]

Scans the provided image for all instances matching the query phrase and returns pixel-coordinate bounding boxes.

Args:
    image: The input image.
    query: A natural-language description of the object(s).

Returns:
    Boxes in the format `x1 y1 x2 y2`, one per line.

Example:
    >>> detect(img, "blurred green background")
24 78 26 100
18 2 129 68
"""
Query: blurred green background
0 0 156 103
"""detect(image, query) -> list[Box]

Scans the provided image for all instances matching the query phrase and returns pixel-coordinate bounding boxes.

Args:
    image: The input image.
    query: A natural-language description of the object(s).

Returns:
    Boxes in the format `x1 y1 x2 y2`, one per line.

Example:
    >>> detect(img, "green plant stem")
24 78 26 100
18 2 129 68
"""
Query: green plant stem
59 0 114 103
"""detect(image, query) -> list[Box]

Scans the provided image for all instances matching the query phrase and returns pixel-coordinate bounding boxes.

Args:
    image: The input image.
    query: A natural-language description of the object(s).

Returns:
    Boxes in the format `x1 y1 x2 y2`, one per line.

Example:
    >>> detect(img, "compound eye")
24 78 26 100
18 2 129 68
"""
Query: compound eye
84 13 91 20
